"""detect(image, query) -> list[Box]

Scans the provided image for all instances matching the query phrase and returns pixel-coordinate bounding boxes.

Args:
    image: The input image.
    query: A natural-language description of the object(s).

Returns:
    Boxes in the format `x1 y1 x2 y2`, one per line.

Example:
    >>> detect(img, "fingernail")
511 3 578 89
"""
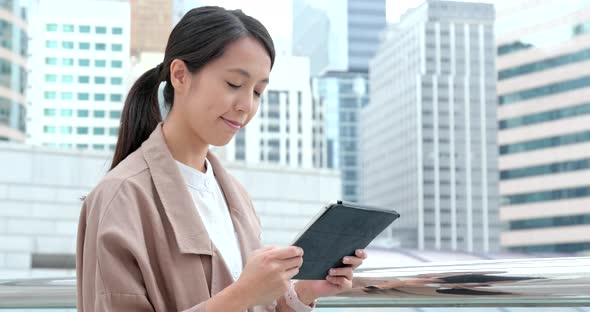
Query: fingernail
343 257 350 264
330 269 335 274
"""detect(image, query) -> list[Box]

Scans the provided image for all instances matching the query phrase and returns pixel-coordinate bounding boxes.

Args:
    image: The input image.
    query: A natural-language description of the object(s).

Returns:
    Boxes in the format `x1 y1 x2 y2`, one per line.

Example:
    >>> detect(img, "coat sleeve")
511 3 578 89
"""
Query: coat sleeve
76 182 210 312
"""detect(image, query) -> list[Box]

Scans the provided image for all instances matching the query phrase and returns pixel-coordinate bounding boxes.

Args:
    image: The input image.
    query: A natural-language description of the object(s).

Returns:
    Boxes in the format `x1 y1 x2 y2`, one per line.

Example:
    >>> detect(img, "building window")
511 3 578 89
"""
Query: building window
500 130 590 155
76 144 88 149
45 57 58 65
43 125 56 134
93 110 105 118
60 109 72 117
43 108 56 116
109 111 121 119
46 24 58 32
61 75 73 83
62 41 74 49
111 60 123 68
44 74 57 83
78 59 90 67
77 109 89 118
110 94 122 102
46 40 58 48
94 93 106 101
77 93 89 101
93 144 105 150
63 24 74 32
95 60 106 67
95 43 106 51
111 44 123 52
78 76 90 83
61 92 73 100
77 127 88 135
93 127 105 135
79 42 90 50
79 25 91 33
59 126 72 134
95 26 107 34
112 27 123 35
110 77 123 85
62 58 74 66
94 76 106 84
109 127 118 136
44 91 57 100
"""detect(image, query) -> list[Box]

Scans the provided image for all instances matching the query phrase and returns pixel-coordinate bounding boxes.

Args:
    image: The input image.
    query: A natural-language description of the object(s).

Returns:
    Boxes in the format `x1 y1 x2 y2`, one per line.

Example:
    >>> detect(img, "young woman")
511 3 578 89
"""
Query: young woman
76 6 367 312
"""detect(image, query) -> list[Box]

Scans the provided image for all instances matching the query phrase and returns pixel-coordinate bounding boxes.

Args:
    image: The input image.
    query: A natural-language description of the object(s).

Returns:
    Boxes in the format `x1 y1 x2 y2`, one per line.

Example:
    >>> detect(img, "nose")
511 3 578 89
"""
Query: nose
235 90 256 113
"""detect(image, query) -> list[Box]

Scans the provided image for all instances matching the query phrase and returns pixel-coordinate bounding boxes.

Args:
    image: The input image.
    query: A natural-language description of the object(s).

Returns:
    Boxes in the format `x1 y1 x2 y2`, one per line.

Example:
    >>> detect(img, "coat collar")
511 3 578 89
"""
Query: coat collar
142 123 214 255
141 123 258 263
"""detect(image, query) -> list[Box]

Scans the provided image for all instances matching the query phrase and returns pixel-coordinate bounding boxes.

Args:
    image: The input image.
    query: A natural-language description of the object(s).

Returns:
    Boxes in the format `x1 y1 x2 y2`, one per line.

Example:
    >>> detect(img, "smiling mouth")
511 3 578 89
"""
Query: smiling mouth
221 117 242 130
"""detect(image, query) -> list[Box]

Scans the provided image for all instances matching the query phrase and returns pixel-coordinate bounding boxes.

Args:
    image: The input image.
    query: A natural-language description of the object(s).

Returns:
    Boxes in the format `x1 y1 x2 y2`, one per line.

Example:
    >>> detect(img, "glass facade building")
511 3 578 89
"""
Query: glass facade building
496 0 590 254
0 0 27 142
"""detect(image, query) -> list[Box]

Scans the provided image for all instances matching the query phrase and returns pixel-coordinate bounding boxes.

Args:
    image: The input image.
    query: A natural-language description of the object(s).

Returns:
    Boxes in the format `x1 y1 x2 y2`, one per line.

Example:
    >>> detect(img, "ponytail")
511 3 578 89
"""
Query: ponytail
110 65 164 170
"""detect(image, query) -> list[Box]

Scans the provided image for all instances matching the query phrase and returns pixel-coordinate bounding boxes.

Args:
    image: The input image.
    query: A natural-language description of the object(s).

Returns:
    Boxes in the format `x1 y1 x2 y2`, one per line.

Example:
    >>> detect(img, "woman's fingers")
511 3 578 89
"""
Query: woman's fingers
343 255 364 269
329 267 353 280
326 275 350 286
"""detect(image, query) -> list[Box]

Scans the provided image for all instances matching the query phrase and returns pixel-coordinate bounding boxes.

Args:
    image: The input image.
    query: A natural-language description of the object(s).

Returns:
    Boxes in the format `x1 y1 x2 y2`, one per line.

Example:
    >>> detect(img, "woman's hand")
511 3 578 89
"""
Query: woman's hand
234 246 304 306
294 249 368 305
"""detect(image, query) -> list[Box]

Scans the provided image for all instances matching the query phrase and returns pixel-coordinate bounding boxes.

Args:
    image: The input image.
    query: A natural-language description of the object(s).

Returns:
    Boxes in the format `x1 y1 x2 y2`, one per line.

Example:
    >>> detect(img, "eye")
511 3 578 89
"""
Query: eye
254 90 261 97
226 82 241 89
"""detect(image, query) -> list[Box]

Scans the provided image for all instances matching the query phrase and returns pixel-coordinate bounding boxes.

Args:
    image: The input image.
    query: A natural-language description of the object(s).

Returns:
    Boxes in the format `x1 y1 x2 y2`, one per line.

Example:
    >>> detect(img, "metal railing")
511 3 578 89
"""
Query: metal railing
1 257 589 309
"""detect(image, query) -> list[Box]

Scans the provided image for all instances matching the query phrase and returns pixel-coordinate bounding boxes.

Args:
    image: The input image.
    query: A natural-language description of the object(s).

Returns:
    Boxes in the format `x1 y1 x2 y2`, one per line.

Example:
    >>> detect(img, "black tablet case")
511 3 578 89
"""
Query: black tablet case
292 201 400 280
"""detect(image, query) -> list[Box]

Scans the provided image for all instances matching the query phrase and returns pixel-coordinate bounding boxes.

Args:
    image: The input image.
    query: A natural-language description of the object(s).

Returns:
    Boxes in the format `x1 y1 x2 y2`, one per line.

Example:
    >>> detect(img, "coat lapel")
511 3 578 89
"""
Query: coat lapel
141 123 213 256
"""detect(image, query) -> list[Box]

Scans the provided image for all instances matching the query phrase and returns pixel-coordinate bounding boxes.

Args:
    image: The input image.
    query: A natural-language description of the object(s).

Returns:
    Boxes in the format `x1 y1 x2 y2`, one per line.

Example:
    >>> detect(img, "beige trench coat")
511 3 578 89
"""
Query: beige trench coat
76 123 278 311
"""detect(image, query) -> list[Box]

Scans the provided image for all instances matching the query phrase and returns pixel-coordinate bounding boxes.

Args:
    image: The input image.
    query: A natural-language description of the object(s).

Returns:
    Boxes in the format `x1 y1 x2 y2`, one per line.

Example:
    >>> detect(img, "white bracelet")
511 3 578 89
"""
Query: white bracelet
284 282 315 312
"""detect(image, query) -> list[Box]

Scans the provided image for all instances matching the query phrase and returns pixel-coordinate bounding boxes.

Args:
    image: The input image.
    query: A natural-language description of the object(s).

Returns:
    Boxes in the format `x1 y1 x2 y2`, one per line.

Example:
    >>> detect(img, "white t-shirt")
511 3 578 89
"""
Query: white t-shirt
176 158 314 311
176 158 243 281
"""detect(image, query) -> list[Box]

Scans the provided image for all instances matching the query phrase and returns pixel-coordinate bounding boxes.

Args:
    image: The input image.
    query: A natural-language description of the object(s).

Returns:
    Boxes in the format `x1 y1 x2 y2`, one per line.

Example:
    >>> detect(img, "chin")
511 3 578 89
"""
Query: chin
209 135 235 147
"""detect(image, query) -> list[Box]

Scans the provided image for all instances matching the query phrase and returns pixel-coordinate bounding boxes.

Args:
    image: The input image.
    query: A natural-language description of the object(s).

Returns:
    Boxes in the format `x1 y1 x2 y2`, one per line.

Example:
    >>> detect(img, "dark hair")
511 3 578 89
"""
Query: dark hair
110 6 275 170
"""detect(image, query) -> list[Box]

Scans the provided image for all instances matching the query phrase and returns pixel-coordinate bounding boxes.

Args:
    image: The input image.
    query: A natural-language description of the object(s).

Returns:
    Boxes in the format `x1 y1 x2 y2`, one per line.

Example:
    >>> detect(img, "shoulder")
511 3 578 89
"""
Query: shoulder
83 148 153 225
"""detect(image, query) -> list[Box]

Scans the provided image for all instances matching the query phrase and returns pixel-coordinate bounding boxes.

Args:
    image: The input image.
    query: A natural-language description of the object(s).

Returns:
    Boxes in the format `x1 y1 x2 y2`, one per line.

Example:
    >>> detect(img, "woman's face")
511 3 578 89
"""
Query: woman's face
172 36 271 146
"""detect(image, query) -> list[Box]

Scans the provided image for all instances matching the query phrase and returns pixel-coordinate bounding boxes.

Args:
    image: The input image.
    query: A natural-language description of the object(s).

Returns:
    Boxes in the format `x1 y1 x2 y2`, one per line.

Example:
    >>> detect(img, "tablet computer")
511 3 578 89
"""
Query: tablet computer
291 200 400 280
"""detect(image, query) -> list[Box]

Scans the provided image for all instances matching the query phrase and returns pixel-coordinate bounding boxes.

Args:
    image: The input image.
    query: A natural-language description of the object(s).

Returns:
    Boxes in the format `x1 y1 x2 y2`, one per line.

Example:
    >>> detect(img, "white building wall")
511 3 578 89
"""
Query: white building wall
0 143 340 278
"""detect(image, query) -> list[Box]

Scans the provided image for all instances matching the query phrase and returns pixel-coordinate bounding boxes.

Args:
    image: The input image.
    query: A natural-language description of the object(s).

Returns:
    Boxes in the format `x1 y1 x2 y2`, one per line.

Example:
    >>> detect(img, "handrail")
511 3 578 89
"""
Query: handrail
1 257 589 308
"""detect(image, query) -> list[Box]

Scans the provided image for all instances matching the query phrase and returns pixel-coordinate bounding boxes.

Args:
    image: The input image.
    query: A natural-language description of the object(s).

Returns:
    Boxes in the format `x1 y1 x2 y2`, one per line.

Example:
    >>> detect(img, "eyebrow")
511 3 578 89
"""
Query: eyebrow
228 68 269 84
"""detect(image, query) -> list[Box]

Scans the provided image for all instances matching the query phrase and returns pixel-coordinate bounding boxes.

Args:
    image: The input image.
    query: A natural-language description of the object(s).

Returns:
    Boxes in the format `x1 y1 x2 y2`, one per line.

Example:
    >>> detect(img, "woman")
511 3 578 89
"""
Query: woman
76 6 367 312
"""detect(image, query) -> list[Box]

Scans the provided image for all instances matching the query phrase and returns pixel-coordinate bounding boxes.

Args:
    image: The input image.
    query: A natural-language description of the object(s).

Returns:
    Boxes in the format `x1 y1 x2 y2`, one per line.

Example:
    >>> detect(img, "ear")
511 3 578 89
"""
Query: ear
169 59 191 95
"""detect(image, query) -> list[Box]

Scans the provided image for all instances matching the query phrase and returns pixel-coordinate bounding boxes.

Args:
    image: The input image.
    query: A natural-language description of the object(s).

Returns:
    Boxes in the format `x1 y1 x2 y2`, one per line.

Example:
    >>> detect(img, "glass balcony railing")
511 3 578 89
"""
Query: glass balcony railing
0 257 589 310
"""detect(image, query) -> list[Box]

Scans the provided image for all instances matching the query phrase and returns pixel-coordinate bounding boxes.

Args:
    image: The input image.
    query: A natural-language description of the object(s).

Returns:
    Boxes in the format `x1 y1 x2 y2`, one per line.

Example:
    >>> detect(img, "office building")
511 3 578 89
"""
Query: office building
361 0 500 252
496 0 590 253
27 0 130 151
312 71 368 202
0 0 27 142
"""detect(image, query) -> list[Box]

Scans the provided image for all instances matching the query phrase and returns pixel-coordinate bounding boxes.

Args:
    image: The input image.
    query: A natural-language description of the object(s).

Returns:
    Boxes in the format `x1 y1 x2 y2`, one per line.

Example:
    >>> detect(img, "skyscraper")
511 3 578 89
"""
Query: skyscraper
293 0 386 201
27 0 130 151
0 0 27 142
496 0 590 253
361 0 499 252
313 72 368 202
347 0 386 73
292 0 386 75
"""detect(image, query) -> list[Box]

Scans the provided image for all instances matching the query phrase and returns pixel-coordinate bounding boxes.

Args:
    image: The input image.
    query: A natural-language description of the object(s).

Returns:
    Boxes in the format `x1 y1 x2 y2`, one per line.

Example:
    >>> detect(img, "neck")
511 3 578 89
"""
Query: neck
162 114 209 173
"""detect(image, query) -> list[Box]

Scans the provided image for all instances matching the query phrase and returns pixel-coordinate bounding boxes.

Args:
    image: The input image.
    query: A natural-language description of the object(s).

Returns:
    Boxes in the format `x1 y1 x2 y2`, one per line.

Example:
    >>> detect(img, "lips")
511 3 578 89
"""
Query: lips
221 117 242 130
